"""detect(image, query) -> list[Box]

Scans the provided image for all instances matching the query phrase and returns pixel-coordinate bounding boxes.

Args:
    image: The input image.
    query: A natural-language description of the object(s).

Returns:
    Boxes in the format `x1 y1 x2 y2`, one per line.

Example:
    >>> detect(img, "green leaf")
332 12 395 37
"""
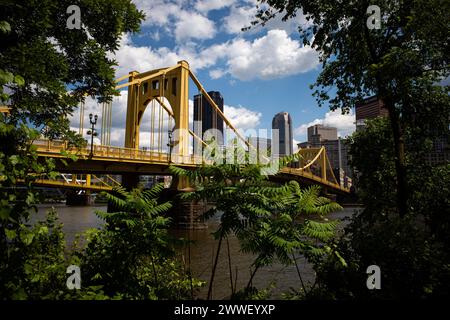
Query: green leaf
5 229 17 240
0 207 11 220
0 21 11 34
0 70 14 84
9 155 19 166
20 230 34 246
334 251 348 268
14 75 25 86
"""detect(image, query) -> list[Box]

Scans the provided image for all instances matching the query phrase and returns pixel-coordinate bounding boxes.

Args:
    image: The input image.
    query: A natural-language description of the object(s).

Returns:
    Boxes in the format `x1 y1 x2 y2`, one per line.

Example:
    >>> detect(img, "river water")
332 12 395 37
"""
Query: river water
32 204 359 299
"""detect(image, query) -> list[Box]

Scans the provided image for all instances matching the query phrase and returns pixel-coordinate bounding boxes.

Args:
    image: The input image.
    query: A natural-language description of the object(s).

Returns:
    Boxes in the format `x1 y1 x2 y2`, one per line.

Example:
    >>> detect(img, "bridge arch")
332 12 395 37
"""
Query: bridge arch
137 97 175 153
123 61 190 161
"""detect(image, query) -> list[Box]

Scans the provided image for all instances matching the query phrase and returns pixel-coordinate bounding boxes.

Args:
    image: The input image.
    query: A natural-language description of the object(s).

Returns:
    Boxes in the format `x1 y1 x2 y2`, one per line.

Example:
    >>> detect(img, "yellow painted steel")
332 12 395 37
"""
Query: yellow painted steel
29 61 350 194
0 106 11 113
23 173 121 192
33 139 349 193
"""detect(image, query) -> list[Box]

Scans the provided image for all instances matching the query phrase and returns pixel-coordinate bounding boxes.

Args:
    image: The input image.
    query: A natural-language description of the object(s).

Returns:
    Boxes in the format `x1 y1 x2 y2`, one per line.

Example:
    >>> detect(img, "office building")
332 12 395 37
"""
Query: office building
307 124 338 143
355 96 388 131
272 112 293 156
248 137 271 152
193 91 224 150
356 95 449 165
248 137 272 159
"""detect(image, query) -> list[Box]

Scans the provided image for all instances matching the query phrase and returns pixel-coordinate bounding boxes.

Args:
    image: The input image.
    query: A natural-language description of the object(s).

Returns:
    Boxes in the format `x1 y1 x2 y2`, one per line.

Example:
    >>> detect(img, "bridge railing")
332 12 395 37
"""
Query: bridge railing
34 139 205 165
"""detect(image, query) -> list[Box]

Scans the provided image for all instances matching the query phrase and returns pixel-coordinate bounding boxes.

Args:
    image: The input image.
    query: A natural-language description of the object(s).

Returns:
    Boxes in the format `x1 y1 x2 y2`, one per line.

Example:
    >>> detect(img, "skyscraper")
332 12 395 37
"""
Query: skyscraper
272 112 293 156
193 91 224 148
355 96 388 131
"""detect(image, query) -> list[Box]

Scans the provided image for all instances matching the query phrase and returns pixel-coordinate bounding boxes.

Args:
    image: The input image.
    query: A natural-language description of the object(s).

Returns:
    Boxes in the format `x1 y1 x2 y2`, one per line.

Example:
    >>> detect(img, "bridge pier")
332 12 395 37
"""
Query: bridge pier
107 174 209 229
66 191 94 206
159 176 209 229
161 189 209 230
122 173 140 190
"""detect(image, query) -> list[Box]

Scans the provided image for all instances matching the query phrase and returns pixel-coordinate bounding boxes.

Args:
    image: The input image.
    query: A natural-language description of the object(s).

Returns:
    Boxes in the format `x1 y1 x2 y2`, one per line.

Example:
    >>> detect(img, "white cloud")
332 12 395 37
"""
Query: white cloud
293 138 300 152
223 5 255 34
295 109 356 141
113 35 182 77
133 0 180 27
209 68 227 79
218 29 319 80
223 3 311 35
224 104 261 130
132 0 217 43
195 0 235 13
174 11 217 42
113 29 318 81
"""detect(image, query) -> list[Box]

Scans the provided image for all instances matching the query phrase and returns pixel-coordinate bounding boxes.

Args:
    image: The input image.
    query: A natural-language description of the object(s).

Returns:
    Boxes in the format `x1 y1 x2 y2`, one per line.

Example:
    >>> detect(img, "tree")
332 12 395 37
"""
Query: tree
170 144 344 299
0 0 144 299
249 0 450 217
75 184 203 299
313 117 450 298
1 0 144 142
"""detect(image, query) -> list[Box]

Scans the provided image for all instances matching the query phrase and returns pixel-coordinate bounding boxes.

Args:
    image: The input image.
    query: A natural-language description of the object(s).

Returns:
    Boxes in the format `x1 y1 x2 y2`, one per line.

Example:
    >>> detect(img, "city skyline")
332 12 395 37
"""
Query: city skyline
69 0 356 147
272 112 294 156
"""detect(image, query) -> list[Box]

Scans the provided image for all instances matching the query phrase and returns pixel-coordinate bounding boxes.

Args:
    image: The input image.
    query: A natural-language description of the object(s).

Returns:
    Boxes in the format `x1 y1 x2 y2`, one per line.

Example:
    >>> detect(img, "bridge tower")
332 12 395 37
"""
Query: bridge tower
123 60 191 189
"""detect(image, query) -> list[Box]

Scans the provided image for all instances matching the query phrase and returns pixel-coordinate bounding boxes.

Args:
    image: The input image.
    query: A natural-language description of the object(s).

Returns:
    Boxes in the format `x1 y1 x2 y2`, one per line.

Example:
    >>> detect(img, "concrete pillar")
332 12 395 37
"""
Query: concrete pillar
66 191 94 206
121 173 140 190
160 187 209 229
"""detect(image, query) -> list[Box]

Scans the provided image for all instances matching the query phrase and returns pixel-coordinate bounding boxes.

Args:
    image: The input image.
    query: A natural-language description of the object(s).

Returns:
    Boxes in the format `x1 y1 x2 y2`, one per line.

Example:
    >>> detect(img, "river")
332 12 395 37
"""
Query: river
32 204 360 299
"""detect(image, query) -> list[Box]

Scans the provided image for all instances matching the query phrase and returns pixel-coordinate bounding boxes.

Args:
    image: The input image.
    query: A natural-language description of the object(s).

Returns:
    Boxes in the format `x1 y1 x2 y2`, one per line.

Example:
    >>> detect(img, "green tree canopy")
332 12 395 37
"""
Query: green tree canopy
0 0 144 141
250 0 450 217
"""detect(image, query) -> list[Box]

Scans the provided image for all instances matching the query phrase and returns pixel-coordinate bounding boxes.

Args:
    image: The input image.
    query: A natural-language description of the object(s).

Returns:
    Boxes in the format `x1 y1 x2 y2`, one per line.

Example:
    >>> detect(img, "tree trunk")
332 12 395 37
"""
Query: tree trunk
384 98 409 218
207 232 223 300
245 265 260 291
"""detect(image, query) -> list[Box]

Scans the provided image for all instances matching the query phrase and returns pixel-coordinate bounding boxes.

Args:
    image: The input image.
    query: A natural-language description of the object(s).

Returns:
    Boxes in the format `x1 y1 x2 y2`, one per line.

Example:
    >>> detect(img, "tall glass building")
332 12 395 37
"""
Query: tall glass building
272 112 293 156
193 91 224 150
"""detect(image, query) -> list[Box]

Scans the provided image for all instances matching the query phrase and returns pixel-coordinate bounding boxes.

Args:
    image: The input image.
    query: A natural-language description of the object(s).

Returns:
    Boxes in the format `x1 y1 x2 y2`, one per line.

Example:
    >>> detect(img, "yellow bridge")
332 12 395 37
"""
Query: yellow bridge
29 61 349 194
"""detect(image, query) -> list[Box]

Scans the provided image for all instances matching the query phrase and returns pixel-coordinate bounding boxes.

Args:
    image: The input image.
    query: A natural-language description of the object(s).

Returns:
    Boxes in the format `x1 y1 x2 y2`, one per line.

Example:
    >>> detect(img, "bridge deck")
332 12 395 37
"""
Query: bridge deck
34 139 350 194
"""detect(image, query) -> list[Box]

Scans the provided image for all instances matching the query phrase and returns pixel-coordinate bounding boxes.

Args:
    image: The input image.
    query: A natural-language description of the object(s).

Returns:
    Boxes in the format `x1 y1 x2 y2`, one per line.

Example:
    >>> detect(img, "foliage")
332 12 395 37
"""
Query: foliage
250 0 450 217
1 0 144 144
0 120 59 219
75 184 204 299
0 0 146 300
171 147 344 299
310 118 450 299
232 284 275 300
0 209 69 299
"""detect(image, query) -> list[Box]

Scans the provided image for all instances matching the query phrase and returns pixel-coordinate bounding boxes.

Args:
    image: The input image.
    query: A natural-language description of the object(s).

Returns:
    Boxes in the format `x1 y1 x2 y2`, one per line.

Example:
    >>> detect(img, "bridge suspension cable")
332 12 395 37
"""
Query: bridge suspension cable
31 61 347 193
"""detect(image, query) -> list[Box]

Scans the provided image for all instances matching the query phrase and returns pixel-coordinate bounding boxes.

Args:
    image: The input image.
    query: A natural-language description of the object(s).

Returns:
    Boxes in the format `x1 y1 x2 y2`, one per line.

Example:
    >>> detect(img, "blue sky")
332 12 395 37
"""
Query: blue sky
72 0 355 148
